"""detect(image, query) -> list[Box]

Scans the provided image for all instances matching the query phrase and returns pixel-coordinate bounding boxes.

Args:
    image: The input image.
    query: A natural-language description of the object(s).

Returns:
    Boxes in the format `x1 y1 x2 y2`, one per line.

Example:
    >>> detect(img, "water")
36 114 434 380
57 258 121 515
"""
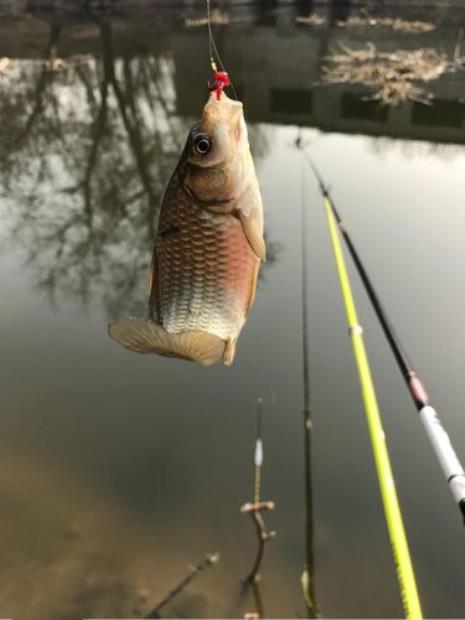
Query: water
0 5 465 619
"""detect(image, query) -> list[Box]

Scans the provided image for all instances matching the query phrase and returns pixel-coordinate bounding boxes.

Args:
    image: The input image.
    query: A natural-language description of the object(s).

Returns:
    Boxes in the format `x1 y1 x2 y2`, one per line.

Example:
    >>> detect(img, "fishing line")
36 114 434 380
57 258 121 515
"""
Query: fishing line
300 147 465 524
297 145 423 619
207 0 224 72
206 0 239 100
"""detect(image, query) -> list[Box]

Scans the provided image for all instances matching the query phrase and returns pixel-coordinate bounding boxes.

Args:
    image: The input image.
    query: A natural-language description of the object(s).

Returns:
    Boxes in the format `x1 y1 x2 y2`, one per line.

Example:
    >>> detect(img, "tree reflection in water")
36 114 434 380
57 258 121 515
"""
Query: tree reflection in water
0 18 276 319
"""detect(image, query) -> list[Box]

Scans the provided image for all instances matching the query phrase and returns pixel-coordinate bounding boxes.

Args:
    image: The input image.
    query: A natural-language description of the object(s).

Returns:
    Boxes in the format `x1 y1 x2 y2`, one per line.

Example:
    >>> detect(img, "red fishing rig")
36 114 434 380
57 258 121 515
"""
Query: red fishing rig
208 68 231 100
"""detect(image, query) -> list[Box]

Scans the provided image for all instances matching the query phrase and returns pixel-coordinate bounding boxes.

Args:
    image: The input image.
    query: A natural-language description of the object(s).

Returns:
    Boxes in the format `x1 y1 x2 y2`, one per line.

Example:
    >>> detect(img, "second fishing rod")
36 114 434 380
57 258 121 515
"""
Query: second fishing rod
305 164 423 619
300 147 465 524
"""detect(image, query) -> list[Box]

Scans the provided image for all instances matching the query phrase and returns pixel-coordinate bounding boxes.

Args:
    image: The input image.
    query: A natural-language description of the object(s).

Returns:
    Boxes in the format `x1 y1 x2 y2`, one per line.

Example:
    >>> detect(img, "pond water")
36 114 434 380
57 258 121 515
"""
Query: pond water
0 4 465 619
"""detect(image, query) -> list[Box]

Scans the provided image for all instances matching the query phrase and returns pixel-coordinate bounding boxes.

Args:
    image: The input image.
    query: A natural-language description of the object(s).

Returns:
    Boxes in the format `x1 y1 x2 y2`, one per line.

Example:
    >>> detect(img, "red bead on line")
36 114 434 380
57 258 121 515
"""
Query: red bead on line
208 70 231 100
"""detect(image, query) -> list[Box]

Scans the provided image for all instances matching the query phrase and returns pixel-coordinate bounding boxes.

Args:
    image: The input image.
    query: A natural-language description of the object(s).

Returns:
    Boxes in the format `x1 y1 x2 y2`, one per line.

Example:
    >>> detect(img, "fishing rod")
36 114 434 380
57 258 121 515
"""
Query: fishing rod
300 156 318 618
300 147 465 524
298 146 423 618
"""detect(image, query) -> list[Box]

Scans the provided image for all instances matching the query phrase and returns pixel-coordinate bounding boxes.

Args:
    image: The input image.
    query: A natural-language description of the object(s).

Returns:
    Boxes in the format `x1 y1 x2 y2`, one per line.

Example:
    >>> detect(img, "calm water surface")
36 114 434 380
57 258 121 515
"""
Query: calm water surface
0 7 465 619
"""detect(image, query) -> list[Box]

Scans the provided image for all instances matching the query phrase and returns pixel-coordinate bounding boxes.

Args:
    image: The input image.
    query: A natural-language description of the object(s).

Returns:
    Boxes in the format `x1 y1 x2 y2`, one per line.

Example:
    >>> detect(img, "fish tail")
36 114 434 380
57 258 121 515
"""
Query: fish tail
108 319 226 367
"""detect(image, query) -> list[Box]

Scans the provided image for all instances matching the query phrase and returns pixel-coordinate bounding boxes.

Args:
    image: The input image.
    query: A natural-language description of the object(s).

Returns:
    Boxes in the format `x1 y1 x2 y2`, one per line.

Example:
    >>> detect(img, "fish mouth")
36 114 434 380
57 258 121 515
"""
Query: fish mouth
203 93 245 145
203 91 244 127
207 90 243 108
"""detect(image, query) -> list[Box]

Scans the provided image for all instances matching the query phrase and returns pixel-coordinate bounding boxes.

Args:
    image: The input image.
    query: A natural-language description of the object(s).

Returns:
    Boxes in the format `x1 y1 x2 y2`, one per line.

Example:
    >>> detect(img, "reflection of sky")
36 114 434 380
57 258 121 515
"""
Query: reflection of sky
1 119 465 619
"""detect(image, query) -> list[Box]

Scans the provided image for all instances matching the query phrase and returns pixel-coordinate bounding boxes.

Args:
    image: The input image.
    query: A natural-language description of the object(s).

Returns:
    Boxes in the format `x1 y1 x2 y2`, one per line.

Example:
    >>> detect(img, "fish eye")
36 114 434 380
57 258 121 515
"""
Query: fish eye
193 135 211 155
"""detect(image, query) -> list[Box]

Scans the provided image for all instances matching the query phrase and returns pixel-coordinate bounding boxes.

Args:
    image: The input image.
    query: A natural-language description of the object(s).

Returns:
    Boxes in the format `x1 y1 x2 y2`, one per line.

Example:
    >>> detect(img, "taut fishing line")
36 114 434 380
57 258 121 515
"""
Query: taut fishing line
206 0 224 72
206 0 238 100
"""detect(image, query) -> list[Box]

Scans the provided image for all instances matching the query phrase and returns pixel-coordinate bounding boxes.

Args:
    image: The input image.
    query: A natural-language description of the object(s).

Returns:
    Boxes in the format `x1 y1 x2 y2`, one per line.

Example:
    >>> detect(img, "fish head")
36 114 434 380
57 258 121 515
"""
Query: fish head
184 92 252 206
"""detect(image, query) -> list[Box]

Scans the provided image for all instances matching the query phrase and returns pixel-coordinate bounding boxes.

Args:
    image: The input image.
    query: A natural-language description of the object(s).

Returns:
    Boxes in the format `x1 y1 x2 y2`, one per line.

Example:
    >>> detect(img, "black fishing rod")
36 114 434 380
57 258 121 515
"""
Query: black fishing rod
300 156 318 618
299 144 465 524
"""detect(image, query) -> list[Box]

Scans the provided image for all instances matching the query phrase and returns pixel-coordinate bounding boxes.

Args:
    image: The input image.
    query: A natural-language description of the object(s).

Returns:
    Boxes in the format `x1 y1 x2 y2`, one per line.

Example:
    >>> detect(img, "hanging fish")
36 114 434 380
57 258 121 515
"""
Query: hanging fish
108 91 265 366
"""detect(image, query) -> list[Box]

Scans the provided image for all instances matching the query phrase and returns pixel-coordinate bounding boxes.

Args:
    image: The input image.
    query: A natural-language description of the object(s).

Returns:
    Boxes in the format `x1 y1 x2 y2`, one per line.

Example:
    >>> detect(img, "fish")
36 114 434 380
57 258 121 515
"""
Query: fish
108 91 265 367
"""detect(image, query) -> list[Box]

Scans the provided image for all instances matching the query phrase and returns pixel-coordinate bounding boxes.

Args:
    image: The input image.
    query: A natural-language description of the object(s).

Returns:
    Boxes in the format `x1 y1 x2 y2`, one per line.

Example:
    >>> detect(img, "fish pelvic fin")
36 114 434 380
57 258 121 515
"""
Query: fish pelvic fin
223 338 237 366
108 320 226 367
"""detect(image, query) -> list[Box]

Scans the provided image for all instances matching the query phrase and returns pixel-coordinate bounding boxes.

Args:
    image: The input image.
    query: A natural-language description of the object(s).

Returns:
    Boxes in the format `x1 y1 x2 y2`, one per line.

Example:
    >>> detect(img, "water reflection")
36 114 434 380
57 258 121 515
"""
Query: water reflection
0 451 153 619
0 18 275 319
2 10 460 319
0 7 465 620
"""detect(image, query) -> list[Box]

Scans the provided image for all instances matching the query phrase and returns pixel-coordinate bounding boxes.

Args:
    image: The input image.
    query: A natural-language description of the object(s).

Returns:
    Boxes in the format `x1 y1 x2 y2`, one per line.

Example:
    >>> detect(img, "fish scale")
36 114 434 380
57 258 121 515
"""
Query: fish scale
155 171 256 341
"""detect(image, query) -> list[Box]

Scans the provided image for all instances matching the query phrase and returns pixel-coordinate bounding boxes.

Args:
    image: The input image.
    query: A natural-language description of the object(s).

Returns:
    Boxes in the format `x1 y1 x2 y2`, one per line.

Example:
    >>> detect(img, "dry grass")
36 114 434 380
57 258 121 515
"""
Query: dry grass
296 14 435 33
296 14 325 27
185 10 230 28
322 43 464 105
336 16 435 33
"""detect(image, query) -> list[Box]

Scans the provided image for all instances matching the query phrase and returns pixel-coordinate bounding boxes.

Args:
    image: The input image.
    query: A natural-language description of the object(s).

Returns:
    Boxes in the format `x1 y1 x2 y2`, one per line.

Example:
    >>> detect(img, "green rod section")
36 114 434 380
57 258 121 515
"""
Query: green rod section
322 193 422 619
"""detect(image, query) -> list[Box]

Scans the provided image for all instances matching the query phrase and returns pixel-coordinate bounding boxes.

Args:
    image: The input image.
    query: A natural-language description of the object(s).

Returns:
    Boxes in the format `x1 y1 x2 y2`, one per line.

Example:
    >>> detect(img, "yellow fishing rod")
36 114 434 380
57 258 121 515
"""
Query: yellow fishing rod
306 161 422 618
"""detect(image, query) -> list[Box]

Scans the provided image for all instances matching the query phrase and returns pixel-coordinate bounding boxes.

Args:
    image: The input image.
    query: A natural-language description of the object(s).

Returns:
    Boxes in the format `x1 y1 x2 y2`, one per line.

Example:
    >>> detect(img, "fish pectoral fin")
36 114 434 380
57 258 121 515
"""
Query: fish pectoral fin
236 176 266 261
246 258 260 315
239 210 266 262
108 320 226 367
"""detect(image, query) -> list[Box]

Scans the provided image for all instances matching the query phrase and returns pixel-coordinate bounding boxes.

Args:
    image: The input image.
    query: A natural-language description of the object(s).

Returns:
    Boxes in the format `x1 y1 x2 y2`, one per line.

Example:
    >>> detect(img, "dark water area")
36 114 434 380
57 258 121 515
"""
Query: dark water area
0 3 465 619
